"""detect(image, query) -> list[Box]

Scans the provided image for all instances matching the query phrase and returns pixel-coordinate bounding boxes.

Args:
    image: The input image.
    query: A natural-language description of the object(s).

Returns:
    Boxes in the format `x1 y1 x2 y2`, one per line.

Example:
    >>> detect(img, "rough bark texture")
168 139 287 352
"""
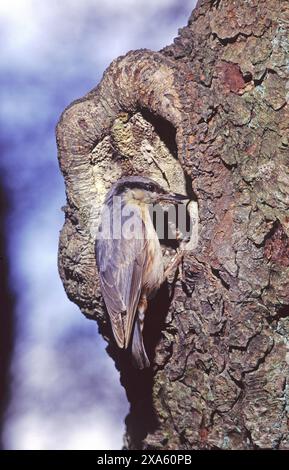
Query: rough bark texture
56 0 289 450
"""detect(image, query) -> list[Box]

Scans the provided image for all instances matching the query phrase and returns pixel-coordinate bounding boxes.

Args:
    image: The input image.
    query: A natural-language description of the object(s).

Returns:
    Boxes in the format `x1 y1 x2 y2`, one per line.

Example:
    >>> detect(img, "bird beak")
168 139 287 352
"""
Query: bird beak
157 192 189 204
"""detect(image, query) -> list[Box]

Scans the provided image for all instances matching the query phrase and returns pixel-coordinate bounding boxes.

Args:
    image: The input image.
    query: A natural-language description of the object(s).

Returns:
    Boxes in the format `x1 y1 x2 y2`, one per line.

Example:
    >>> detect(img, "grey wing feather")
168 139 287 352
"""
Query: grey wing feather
95 205 146 349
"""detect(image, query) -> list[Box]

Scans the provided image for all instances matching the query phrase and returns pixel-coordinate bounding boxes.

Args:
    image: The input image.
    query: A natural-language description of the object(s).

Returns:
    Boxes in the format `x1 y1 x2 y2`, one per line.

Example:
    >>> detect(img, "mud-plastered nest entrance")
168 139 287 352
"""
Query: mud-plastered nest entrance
56 49 198 321
90 110 198 265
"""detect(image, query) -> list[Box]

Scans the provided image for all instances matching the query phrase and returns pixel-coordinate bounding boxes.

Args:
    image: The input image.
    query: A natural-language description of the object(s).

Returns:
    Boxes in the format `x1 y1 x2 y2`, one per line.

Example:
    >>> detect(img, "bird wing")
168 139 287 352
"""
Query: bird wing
95 205 146 349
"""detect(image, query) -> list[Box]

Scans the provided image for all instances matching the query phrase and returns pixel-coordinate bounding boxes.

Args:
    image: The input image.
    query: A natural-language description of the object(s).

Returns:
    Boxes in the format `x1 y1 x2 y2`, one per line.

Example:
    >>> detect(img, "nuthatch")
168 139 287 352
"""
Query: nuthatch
95 175 188 369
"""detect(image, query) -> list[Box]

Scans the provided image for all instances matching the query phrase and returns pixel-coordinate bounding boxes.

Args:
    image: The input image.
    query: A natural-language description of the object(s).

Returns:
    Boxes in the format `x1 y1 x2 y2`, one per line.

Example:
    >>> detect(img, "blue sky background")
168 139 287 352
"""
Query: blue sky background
0 0 196 449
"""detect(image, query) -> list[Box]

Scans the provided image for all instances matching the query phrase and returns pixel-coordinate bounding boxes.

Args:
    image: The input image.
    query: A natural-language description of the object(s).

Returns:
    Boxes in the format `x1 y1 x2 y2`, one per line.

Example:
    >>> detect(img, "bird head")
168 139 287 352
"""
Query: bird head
109 175 189 206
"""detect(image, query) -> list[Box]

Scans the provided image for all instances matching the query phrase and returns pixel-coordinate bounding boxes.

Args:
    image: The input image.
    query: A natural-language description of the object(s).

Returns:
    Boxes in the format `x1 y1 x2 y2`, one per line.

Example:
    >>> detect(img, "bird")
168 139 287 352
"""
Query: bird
95 175 188 369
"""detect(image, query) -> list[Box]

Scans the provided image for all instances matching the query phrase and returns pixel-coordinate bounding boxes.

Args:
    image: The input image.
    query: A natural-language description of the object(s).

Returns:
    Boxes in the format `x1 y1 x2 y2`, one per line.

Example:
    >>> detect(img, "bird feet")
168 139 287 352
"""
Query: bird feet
165 226 190 283
164 248 185 282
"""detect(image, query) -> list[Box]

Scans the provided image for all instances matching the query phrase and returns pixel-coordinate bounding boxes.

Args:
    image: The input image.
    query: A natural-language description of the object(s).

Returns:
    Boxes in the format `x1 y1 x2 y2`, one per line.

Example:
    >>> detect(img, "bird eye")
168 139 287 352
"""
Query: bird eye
148 184 154 192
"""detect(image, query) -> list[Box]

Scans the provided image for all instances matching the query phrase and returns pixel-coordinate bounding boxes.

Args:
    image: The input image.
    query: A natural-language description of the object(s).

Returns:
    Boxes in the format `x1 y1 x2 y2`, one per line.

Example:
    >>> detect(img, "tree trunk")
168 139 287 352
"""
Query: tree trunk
56 0 289 450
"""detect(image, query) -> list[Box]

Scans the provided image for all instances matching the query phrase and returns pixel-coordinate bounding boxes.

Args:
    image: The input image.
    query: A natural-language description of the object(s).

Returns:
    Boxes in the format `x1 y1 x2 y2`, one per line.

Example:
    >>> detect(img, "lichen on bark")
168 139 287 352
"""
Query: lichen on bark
56 0 289 449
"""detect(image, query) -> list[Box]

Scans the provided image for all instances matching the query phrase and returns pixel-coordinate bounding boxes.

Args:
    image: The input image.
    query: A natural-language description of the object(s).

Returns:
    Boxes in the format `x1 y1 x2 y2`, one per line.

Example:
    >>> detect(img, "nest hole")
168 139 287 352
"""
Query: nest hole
138 109 198 252
140 109 178 159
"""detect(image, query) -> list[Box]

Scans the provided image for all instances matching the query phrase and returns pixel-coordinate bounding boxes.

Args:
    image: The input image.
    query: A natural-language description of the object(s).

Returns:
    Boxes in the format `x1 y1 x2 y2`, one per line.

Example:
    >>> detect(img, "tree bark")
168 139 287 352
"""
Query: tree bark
56 0 289 450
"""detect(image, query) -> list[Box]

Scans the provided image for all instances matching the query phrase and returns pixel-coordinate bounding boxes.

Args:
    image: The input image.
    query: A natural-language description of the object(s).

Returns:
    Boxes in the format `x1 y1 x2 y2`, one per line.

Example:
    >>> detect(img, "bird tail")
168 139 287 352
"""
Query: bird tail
132 315 150 369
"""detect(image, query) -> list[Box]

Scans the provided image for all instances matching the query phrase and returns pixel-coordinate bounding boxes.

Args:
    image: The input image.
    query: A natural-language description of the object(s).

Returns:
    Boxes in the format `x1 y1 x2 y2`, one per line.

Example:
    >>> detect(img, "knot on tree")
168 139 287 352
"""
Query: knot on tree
56 49 197 344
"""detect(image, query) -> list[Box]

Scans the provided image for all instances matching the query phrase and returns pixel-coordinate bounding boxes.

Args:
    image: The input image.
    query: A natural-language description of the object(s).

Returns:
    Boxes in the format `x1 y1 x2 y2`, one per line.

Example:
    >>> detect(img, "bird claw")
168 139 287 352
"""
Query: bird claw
164 248 184 281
